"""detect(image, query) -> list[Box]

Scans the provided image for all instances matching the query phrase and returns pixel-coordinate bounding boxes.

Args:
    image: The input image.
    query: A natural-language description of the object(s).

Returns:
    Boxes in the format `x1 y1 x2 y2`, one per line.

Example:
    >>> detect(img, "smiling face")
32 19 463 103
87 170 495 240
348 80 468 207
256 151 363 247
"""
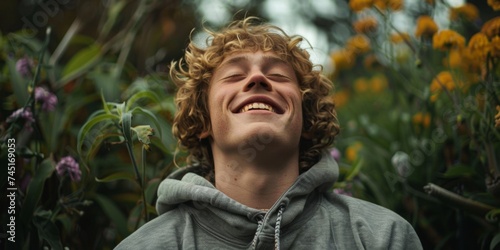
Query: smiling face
203 51 303 159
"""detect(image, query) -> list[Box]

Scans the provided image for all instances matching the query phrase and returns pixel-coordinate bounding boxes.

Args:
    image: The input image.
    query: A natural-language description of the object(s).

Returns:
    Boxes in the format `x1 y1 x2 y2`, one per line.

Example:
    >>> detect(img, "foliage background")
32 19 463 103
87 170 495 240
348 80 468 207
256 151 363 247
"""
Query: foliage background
1 0 499 249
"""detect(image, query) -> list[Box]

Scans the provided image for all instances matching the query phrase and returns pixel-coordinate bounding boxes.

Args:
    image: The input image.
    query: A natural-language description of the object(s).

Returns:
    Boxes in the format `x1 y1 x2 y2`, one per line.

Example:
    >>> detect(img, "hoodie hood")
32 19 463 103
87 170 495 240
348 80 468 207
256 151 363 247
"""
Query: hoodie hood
157 152 338 215
155 152 338 248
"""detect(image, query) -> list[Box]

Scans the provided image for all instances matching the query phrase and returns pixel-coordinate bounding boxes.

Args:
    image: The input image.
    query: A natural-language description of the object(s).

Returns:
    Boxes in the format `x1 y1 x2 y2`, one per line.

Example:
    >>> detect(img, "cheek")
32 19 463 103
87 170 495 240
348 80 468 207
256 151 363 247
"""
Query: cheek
207 89 231 132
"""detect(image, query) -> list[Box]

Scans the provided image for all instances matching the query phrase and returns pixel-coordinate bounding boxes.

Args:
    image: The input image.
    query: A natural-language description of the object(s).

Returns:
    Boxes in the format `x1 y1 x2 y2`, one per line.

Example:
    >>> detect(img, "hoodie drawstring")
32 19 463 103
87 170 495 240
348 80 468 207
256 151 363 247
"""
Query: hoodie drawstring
274 204 285 250
252 204 286 250
251 215 264 249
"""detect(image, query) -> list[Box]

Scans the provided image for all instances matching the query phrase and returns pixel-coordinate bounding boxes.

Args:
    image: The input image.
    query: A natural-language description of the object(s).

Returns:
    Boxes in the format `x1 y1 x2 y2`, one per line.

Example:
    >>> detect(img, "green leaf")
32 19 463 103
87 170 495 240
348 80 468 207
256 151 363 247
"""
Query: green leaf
358 172 390 208
122 112 133 144
88 66 121 101
95 172 136 183
159 96 177 118
345 159 363 181
94 194 129 237
77 113 119 156
59 44 102 85
145 178 161 204
146 203 157 215
150 136 170 155
100 0 128 38
442 165 476 179
6 57 29 105
125 90 162 111
491 233 500 250
127 203 144 231
10 32 45 52
33 210 63 250
86 132 123 160
101 93 111 114
55 214 73 236
130 107 162 137
20 159 55 226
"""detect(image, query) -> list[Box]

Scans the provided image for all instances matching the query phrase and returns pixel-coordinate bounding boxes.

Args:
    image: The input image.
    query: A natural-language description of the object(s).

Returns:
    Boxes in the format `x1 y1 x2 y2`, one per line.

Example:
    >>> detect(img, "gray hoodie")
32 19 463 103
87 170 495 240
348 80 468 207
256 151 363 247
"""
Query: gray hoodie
115 154 423 249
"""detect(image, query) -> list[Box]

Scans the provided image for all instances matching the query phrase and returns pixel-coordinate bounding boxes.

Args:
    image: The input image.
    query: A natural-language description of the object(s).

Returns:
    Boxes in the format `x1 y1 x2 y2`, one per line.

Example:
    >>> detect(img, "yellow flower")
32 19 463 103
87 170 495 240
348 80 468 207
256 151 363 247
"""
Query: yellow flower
374 0 403 11
445 48 482 76
330 49 356 72
481 17 500 39
346 34 371 55
346 142 363 162
349 0 374 12
467 32 491 63
370 74 388 93
354 17 378 34
491 36 500 58
430 71 457 102
332 90 350 109
412 112 431 128
415 16 438 39
390 32 411 44
354 77 370 93
488 0 500 11
374 0 387 9
388 0 403 11
432 30 466 50
363 54 383 70
495 105 500 128
450 3 480 22
445 49 463 69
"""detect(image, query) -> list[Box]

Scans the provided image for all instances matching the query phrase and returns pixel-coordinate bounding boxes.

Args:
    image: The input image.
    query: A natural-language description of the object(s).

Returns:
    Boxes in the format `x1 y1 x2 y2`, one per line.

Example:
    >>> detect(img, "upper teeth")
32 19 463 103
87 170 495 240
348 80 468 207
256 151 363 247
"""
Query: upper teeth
240 102 274 113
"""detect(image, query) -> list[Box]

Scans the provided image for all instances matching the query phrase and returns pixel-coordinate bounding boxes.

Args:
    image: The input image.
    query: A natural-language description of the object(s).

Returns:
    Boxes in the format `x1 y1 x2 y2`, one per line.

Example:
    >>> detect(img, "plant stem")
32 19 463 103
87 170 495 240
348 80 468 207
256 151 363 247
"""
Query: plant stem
485 142 499 175
424 183 495 217
142 146 149 222
124 140 149 226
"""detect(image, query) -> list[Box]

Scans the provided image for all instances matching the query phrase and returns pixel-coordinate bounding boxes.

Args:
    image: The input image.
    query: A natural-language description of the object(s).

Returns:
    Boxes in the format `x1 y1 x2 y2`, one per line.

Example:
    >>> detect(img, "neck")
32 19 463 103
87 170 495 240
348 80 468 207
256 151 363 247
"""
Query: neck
212 150 299 210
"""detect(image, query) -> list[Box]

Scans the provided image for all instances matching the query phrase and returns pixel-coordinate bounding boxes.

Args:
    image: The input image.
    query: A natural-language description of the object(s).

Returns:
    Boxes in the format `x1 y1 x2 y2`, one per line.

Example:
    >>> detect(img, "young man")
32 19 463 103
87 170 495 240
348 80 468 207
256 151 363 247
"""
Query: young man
116 17 422 249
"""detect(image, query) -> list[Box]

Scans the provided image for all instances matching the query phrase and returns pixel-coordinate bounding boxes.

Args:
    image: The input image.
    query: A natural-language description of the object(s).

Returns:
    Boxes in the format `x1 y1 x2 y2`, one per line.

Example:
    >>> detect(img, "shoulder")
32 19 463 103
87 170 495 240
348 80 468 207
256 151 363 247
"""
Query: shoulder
324 192 402 220
114 208 188 250
320 193 423 249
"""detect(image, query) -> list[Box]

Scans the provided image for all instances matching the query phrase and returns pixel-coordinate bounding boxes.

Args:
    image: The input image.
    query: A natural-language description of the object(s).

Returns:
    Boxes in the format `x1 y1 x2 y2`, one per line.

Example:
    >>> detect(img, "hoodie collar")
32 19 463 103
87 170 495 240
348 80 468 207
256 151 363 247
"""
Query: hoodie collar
155 152 338 242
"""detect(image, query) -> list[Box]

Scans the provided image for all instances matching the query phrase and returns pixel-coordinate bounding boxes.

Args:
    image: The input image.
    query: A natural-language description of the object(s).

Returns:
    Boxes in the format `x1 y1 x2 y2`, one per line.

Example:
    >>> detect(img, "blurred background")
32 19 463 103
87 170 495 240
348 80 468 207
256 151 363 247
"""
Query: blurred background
1 0 500 249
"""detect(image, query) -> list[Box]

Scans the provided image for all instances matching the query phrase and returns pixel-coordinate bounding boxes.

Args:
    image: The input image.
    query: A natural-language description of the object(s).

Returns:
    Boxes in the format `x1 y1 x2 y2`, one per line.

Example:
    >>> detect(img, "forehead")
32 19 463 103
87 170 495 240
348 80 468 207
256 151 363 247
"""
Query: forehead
217 51 291 68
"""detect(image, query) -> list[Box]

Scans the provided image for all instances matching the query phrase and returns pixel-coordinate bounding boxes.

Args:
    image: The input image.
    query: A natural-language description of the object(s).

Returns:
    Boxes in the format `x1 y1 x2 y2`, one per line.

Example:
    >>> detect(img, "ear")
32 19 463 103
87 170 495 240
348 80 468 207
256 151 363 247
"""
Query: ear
199 129 211 139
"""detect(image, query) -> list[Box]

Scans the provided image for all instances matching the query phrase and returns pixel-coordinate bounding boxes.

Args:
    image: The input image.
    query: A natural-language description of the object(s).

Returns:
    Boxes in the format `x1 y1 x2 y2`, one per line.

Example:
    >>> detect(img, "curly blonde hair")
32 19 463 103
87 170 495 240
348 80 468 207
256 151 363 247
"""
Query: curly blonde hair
170 17 339 175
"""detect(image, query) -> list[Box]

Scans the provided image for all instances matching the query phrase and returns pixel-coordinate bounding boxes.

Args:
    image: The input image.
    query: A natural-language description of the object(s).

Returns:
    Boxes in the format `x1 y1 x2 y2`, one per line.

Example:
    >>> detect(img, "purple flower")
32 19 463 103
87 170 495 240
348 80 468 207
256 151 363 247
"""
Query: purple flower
333 183 353 196
34 87 58 111
330 147 341 162
7 108 35 132
56 156 81 182
333 188 352 197
15 57 34 78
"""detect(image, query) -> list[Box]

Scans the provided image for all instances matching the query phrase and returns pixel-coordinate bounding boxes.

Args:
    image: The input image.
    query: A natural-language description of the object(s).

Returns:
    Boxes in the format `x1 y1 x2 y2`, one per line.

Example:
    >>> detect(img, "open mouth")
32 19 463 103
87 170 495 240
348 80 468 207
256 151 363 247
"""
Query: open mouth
234 96 285 114
239 102 275 113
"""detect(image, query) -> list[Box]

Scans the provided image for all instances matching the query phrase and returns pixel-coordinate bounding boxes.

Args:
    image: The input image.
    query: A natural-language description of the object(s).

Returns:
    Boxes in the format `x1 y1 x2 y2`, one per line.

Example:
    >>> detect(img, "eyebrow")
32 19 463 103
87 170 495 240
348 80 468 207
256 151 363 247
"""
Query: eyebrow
219 54 289 68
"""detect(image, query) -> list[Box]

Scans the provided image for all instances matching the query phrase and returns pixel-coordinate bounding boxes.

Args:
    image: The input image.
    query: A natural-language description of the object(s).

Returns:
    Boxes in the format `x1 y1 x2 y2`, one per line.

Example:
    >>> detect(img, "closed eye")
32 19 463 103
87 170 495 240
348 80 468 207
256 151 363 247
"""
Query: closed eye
223 74 245 81
268 73 291 81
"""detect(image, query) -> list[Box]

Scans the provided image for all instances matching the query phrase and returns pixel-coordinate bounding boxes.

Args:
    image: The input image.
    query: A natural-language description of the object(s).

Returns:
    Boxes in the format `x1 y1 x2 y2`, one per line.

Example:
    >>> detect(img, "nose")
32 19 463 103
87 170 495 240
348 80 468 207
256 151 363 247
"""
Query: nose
243 71 272 92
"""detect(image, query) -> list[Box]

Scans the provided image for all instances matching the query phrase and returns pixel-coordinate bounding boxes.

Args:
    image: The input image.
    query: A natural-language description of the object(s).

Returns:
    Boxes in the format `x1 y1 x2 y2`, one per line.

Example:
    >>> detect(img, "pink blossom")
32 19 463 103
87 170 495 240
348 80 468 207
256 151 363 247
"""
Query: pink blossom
56 156 81 182
34 87 58 111
333 188 353 197
15 57 34 78
7 108 35 132
330 147 341 162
